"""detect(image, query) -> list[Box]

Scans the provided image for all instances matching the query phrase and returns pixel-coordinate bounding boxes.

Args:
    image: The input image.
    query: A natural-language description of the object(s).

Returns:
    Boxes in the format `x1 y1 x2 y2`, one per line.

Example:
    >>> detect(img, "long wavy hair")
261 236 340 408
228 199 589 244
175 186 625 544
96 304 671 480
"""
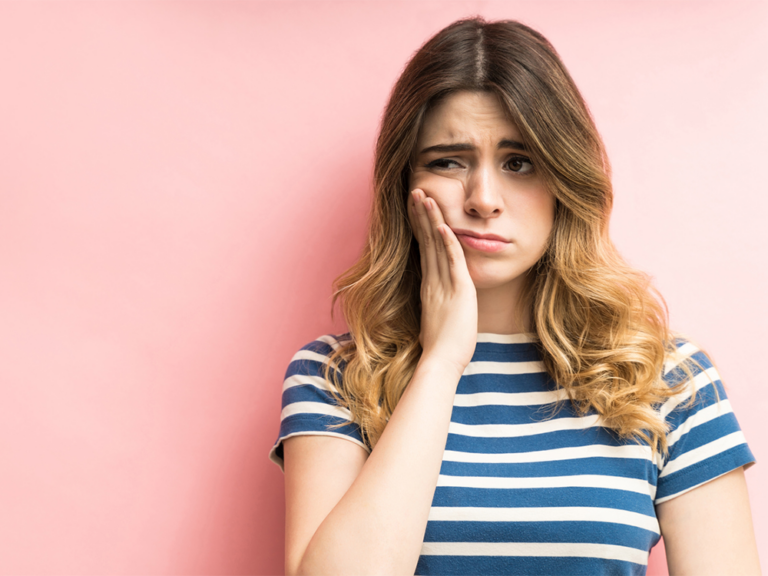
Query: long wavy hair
323 17 691 454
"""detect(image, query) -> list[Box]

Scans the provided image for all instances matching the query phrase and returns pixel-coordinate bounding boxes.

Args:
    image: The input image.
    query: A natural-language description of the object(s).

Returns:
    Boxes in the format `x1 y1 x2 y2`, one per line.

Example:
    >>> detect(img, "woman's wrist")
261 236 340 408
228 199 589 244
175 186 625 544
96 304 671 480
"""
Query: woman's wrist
415 353 467 385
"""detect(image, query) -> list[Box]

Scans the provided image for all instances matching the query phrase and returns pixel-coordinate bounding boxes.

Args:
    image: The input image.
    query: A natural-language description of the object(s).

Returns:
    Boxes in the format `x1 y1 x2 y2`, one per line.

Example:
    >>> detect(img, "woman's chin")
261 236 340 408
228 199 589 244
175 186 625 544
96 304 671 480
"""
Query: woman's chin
468 271 525 292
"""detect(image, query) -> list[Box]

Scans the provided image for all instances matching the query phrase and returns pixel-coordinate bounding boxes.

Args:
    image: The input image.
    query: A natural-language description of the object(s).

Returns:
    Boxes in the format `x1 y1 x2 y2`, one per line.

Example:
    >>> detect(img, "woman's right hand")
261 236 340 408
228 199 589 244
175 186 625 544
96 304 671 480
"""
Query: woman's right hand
408 188 478 377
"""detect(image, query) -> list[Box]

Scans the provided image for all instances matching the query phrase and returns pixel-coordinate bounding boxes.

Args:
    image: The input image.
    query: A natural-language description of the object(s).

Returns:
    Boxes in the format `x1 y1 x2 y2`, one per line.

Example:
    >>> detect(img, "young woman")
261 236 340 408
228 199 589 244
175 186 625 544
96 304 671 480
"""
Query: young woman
269 18 760 576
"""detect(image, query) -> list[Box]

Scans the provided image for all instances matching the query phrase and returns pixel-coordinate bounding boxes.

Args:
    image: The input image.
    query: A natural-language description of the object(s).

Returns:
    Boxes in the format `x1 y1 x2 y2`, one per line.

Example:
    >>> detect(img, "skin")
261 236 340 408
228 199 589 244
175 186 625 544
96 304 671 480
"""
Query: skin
283 90 761 575
409 90 554 335
657 467 760 575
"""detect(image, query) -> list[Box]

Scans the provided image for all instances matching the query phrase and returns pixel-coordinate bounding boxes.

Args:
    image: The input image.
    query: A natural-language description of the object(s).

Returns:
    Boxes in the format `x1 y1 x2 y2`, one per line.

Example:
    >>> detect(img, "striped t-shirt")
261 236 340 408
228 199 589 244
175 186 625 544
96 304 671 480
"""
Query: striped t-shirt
269 333 755 575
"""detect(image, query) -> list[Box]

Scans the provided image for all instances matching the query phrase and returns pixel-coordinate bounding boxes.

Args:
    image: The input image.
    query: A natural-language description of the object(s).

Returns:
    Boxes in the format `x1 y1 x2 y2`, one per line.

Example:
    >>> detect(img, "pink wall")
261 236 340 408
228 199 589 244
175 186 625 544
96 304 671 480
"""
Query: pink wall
0 2 764 574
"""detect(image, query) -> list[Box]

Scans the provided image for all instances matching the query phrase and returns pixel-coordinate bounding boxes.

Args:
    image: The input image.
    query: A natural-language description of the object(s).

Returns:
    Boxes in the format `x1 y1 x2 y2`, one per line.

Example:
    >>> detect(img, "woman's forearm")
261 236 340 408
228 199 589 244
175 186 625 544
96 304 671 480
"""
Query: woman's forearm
297 356 462 575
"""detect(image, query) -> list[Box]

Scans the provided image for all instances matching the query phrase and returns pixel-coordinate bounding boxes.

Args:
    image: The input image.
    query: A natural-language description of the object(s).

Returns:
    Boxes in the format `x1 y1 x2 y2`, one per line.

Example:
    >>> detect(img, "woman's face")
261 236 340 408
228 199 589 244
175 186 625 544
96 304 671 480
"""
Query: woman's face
409 90 555 292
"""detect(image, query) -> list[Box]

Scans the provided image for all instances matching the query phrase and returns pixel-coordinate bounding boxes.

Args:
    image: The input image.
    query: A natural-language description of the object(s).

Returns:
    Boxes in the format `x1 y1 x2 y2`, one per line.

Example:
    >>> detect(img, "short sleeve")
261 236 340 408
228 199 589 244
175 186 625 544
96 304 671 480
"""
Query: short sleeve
654 340 756 504
268 334 370 472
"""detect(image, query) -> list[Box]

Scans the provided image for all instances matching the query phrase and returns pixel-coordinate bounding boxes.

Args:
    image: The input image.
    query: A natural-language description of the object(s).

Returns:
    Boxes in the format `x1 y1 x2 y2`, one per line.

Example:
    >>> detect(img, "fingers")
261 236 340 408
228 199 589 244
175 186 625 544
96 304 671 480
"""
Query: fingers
436 222 470 286
423 197 451 285
409 189 436 280
410 189 459 286
407 191 422 245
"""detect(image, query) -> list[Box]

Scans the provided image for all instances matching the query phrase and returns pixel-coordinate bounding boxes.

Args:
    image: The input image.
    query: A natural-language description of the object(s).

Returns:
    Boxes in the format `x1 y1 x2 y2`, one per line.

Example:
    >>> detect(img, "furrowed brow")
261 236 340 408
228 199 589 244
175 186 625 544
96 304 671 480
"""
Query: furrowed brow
498 139 527 151
419 140 528 155
418 143 475 155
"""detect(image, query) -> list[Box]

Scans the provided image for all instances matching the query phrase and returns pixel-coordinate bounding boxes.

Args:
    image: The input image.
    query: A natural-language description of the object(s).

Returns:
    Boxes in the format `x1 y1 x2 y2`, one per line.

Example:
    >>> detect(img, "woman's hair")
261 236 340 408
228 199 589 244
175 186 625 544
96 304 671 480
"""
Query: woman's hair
323 17 691 454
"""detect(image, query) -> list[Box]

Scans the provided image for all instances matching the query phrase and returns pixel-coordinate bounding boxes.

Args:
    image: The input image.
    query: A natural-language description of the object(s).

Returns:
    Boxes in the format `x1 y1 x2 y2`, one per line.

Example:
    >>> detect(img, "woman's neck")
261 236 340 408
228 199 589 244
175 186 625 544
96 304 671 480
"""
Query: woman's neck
475 277 530 335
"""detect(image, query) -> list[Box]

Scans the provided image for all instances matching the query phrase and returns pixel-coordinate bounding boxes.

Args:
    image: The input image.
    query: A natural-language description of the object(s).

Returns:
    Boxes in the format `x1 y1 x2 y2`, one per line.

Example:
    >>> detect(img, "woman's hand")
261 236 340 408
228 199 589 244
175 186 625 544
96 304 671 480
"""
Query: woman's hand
408 188 478 376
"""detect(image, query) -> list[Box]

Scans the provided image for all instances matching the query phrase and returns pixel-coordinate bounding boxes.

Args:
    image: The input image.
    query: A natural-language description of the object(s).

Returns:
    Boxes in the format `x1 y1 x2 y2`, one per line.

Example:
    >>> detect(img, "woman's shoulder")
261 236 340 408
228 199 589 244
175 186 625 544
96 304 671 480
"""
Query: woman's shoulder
284 333 353 378
657 333 732 438
654 335 755 503
661 334 715 382
270 332 365 470
297 332 352 352
288 333 352 362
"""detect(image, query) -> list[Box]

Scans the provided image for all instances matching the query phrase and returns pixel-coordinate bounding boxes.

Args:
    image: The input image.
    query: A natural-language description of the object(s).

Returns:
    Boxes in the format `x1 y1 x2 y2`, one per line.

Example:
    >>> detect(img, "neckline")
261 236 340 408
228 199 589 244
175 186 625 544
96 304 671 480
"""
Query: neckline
477 332 537 344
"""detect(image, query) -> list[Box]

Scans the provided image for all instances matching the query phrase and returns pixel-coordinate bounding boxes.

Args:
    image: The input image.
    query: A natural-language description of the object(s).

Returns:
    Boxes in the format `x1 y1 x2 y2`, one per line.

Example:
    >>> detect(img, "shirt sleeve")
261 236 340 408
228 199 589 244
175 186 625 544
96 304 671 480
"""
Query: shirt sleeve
268 334 370 472
654 340 756 504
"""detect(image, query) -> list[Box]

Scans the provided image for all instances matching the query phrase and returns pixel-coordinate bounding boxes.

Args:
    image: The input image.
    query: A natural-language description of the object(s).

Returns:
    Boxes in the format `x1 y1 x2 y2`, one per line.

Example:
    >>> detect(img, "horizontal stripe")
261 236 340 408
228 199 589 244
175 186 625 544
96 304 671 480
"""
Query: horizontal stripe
282 374 334 392
440 456 656 481
458 371 556 393
314 334 346 348
278 413 362 438
471 346 541 363
656 444 755 503
442 443 651 464
280 400 351 422
666 399 733 448
448 413 602 438
281 384 339 410
419 541 649 565
659 367 721 418
451 403 577 425
416 554 646 575
271 430 368 458
428 506 660 533
437 473 654 497
423 519 659 550
463 360 546 376
663 382 725 441
453 389 568 407
432 486 654 515
289 349 339 367
660 431 747 478
669 416 743 461
446 426 622 455
663 341 699 374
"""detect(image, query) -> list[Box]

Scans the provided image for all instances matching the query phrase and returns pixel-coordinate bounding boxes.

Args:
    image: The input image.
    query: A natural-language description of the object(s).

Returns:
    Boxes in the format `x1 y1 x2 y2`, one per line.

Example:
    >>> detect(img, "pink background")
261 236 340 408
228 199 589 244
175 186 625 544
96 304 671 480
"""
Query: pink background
0 1 765 574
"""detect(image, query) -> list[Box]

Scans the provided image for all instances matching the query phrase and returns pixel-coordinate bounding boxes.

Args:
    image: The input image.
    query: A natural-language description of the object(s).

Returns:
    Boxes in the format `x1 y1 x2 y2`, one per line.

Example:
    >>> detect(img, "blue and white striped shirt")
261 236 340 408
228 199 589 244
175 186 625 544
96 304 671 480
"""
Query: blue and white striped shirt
269 333 755 575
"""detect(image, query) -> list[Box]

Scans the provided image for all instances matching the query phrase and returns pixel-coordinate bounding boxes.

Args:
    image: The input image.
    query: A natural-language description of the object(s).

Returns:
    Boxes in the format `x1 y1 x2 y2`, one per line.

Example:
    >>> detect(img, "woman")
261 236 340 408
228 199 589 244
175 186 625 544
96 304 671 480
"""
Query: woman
269 18 760 575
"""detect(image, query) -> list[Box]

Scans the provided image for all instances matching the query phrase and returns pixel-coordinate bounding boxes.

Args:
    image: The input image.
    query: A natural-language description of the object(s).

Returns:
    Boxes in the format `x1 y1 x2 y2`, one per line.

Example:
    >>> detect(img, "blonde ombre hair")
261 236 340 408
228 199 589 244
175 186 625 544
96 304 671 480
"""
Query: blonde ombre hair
323 18 691 454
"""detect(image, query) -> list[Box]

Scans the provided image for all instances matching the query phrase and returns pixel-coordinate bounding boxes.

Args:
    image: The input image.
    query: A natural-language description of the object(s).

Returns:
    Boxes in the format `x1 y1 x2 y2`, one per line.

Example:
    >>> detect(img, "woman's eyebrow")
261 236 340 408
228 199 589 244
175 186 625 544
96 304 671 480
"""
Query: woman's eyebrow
498 139 527 151
418 143 474 155
418 139 527 155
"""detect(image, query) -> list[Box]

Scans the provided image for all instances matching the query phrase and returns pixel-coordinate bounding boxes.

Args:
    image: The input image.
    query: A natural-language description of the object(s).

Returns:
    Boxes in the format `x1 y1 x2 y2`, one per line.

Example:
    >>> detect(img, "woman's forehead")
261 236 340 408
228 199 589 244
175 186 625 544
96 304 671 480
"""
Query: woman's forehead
417 91 522 149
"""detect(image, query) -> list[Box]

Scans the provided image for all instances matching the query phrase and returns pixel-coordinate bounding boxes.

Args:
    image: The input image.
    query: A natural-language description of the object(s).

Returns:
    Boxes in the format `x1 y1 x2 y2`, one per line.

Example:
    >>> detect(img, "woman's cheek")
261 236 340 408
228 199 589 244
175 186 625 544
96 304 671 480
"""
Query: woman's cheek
409 170 440 192
411 174 465 211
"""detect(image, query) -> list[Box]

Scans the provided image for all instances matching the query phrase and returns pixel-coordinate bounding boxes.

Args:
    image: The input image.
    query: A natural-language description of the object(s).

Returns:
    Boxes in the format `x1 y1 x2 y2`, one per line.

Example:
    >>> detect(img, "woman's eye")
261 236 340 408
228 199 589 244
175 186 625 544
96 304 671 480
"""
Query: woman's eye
426 158 462 169
505 155 534 174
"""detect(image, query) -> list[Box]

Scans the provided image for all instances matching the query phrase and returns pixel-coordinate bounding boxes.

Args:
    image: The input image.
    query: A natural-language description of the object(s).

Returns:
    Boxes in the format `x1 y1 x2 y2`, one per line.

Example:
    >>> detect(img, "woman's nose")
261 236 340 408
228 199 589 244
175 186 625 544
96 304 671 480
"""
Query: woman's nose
465 165 503 218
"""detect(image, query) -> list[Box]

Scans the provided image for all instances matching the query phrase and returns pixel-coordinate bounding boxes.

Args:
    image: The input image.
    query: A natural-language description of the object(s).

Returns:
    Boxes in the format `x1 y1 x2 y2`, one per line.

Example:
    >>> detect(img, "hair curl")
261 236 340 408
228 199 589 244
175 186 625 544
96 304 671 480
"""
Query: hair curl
323 17 693 455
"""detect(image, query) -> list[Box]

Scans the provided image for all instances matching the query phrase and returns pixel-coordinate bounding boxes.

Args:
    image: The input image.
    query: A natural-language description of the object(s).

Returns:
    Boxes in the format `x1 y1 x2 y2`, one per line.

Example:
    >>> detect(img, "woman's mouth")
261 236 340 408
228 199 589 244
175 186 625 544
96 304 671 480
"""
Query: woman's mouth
453 230 511 253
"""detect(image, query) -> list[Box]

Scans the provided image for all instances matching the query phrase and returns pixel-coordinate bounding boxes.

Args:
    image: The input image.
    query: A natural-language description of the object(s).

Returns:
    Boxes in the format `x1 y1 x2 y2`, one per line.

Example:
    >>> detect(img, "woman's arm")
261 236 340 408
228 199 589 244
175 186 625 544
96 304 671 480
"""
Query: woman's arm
284 358 464 575
284 189 478 575
283 435 368 575
657 466 761 575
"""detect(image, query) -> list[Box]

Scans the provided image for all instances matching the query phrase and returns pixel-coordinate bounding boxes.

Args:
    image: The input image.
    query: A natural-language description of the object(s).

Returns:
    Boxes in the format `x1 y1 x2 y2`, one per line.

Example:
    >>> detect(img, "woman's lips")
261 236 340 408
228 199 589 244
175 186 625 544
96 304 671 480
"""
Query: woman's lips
454 232 511 253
